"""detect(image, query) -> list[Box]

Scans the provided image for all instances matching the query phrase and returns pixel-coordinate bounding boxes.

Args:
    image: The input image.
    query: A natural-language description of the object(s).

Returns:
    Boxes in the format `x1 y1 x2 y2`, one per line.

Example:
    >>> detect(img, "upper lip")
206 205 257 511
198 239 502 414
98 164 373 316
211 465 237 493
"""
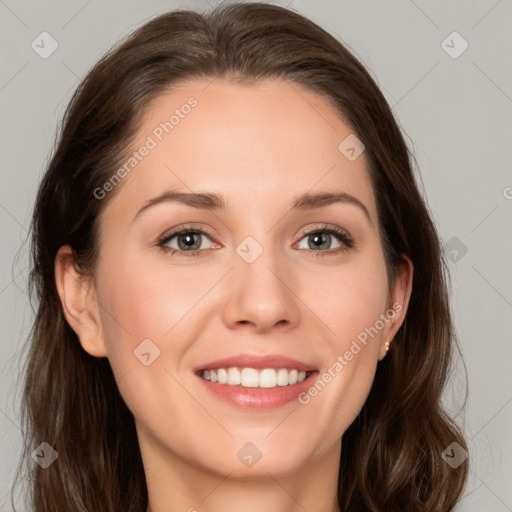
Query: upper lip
194 353 317 373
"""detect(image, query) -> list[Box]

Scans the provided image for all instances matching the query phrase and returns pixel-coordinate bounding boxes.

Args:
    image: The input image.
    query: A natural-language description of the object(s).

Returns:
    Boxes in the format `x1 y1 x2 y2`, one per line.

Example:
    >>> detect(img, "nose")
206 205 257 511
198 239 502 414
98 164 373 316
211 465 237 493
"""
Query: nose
221 243 301 334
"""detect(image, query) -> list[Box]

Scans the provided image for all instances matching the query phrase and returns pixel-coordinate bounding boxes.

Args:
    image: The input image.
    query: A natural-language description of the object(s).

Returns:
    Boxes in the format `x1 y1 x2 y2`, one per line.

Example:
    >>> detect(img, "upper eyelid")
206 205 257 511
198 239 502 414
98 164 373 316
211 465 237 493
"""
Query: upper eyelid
157 224 216 244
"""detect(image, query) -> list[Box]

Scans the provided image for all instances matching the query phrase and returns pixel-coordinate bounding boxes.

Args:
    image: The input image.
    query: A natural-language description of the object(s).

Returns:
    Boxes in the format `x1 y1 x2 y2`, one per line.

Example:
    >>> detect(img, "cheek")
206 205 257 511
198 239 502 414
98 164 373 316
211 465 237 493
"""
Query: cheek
304 252 389 353
97 253 214 348
295 252 388 433
93 254 215 427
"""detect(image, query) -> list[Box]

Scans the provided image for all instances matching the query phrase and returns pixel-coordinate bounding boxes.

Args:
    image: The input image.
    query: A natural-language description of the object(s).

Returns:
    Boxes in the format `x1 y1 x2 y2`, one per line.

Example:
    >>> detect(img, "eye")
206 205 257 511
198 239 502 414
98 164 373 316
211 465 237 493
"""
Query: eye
157 226 217 257
295 224 354 255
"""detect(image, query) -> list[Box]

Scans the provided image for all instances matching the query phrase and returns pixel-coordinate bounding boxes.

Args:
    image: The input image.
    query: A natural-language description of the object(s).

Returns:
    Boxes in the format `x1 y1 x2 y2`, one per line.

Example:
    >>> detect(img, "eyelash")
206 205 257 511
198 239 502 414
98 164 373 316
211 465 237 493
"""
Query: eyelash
157 223 354 258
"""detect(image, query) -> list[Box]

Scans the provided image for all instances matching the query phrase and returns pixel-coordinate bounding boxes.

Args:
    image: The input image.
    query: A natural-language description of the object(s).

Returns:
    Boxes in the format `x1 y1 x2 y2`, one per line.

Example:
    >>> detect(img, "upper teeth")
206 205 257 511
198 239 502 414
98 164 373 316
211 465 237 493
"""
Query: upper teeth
201 367 308 388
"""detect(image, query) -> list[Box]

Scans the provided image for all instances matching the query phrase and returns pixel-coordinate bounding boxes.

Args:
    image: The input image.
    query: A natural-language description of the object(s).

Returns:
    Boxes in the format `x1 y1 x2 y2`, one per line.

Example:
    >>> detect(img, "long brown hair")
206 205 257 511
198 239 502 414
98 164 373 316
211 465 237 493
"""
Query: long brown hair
15 2 468 510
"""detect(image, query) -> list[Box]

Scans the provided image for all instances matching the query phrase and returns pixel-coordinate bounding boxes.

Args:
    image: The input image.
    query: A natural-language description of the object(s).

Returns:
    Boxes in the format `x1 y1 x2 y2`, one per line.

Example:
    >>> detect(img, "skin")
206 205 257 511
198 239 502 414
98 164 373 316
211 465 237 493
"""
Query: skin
55 78 413 512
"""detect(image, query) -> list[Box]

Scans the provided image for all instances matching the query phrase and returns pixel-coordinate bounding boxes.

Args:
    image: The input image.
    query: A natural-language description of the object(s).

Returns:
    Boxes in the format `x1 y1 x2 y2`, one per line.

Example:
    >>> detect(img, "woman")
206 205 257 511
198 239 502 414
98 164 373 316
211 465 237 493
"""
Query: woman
17 2 468 510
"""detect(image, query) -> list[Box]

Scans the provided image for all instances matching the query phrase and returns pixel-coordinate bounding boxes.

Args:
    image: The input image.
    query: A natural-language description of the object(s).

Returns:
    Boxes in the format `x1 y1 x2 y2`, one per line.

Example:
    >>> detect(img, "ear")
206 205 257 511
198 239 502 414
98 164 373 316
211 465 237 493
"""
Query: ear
378 255 413 360
54 245 107 358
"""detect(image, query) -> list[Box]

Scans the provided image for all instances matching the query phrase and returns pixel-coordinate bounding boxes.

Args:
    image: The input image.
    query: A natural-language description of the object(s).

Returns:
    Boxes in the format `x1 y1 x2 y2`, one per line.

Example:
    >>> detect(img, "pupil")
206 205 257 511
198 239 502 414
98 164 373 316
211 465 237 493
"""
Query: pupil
311 232 329 250
179 233 200 250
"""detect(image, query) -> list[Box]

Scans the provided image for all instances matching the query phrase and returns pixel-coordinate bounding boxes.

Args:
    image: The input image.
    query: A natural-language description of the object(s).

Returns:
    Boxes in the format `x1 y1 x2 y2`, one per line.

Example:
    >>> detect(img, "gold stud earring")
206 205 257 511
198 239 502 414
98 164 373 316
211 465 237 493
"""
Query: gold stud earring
379 341 391 361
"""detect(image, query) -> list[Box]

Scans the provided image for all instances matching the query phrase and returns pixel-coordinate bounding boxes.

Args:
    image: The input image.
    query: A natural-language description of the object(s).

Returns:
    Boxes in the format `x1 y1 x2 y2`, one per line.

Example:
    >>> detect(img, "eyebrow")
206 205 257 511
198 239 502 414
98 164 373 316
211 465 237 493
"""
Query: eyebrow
133 189 373 225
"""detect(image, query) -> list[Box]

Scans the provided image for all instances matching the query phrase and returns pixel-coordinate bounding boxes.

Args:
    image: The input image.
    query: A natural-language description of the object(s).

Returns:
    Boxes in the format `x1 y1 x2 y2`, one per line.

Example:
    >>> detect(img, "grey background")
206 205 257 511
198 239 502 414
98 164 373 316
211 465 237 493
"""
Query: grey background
1 0 511 510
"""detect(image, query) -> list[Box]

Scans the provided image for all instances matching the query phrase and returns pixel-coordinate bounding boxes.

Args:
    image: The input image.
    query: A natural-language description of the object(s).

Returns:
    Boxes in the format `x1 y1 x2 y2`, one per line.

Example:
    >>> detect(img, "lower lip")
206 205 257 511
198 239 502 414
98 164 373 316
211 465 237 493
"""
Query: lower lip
196 372 318 409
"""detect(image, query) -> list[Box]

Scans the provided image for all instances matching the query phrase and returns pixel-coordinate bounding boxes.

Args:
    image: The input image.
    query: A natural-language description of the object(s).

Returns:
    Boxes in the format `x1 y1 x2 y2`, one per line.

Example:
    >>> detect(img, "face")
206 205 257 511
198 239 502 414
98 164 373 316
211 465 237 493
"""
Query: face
65 78 411 482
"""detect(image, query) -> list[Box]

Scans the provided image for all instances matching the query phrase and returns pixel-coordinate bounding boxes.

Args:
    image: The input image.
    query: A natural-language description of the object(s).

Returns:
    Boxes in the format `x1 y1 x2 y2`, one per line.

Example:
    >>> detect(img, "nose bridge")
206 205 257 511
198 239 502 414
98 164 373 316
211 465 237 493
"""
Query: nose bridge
221 230 301 332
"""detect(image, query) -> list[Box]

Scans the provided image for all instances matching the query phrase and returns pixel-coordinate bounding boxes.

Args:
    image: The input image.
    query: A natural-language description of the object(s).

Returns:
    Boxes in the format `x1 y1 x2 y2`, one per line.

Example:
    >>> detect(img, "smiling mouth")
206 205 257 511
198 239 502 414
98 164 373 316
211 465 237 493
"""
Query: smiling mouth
197 367 315 388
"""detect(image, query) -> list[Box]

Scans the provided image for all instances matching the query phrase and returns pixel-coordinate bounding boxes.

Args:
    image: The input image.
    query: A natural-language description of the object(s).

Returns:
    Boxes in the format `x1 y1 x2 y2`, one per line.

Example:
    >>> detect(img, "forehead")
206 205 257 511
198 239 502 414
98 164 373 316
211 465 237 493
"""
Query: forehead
102 78 377 226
